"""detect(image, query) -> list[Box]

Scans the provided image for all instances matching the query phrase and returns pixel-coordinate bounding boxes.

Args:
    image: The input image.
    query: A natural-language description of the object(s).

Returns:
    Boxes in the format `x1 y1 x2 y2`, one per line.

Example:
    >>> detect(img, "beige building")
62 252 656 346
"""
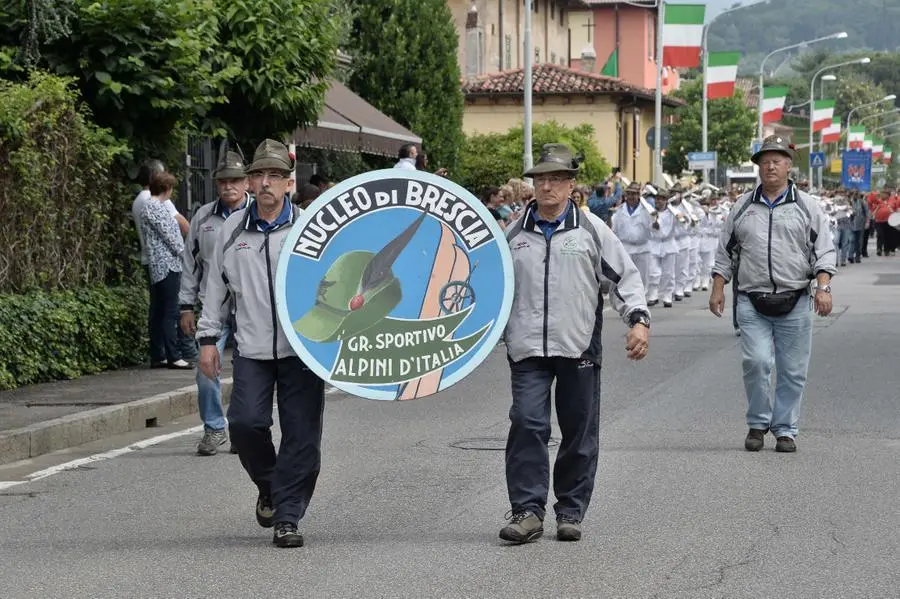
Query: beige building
462 63 681 183
447 0 572 77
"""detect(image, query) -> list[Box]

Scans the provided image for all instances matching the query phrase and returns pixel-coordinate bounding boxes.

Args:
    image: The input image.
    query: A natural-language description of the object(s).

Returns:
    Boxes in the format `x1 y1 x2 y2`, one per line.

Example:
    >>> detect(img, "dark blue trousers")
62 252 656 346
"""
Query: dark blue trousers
229 355 325 524
505 356 601 521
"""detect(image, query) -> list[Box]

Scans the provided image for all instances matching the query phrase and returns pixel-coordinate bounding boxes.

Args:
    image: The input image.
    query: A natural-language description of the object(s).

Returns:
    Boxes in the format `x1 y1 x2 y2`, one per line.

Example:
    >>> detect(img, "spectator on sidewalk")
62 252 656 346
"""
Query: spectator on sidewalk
586 182 616 226
873 191 895 256
849 191 870 264
197 139 325 549
498 143 650 545
140 171 192 370
308 173 330 192
415 150 449 177
179 151 250 456
394 143 418 170
132 160 189 367
709 135 835 454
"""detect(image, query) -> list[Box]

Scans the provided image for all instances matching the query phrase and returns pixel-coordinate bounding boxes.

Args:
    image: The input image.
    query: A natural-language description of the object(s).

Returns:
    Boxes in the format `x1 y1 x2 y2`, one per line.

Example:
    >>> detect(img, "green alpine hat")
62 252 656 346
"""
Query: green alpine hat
293 251 402 343
752 134 795 164
293 211 428 343
214 151 247 180
247 139 295 173
524 143 581 178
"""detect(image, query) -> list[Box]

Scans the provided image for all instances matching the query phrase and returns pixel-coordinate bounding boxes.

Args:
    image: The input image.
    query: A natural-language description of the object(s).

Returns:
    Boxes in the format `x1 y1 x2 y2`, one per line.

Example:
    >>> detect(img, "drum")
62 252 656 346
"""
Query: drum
888 211 900 230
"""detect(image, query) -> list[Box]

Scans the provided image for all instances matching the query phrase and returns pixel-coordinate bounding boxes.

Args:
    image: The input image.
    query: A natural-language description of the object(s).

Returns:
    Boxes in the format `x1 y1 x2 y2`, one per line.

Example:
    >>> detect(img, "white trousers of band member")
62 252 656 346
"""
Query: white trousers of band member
629 251 651 296
648 252 676 303
689 241 701 289
675 246 691 296
697 249 715 289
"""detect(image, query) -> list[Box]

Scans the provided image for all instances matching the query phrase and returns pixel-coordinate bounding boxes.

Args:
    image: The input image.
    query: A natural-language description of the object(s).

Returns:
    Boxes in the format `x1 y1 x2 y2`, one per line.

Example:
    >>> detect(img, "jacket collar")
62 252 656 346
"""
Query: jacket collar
240 198 297 232
212 192 251 218
521 199 580 233
752 180 797 206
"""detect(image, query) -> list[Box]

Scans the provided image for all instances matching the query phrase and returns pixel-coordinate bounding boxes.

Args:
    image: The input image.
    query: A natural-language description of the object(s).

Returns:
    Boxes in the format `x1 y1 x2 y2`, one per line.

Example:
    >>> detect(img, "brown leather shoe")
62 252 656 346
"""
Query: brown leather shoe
744 428 767 451
775 436 796 453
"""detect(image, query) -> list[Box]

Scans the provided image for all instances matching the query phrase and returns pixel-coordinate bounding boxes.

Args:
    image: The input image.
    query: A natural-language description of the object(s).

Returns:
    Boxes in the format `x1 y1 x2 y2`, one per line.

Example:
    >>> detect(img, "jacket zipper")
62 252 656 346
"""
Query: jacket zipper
264 232 279 360
767 207 777 293
542 235 552 356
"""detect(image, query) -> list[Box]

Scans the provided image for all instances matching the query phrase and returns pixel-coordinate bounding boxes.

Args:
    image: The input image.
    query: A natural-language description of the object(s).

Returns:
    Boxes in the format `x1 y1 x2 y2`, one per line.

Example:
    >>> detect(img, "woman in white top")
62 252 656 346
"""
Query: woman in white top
140 172 191 369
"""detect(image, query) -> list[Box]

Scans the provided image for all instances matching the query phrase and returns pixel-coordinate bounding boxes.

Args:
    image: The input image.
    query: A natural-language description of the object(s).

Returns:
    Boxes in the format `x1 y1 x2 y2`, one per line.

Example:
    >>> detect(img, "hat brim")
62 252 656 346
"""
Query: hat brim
246 157 293 173
751 148 794 165
214 168 247 180
523 162 579 178
293 305 347 343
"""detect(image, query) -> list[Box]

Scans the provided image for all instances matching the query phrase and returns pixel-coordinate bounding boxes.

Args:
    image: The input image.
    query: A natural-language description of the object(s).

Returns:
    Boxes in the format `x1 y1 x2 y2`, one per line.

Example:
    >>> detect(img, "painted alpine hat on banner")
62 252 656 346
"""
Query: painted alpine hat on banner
276 170 514 400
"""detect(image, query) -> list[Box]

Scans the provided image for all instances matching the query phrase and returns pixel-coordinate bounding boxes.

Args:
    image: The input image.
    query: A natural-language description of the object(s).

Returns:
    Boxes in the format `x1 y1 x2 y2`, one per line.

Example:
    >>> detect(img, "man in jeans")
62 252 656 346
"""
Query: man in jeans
180 151 250 456
709 135 835 453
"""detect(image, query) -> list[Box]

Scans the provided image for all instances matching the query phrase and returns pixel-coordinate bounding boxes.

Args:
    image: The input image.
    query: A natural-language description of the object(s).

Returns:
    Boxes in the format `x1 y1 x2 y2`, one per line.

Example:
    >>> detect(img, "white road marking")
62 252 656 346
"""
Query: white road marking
0 425 204 489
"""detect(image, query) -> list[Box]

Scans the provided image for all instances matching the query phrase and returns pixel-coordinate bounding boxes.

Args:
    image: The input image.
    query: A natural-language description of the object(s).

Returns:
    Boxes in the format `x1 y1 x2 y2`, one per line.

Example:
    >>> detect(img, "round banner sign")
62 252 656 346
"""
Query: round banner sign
275 169 514 400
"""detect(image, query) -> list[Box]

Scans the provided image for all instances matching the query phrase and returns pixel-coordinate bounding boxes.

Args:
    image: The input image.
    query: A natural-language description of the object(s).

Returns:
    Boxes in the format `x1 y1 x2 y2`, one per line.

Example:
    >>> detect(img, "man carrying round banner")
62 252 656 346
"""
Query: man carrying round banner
275 169 513 402
499 144 651 545
197 139 324 549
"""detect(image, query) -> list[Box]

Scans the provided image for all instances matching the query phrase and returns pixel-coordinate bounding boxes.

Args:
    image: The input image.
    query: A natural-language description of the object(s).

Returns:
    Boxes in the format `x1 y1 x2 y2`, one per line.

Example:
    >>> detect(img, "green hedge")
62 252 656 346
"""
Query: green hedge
0 286 148 390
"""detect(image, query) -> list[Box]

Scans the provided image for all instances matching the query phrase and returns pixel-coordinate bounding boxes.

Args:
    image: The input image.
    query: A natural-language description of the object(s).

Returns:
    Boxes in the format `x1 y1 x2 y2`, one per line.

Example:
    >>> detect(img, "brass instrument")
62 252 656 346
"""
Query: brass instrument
668 203 689 224
640 196 659 221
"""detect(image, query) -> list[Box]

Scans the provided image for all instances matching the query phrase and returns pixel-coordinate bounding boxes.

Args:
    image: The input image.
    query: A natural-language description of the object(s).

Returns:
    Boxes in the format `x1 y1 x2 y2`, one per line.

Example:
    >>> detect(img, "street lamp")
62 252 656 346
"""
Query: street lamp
808 57 870 189
870 121 900 135
846 95 897 150
858 106 900 126
820 74 837 99
757 32 848 142
701 0 769 184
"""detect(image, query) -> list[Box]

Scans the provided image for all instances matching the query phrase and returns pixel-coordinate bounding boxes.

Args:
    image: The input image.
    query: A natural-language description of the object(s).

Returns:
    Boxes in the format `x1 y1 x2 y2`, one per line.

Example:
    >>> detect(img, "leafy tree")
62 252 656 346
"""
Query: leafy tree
456 121 610 193
347 0 464 174
3 0 235 164
664 80 756 174
211 0 345 146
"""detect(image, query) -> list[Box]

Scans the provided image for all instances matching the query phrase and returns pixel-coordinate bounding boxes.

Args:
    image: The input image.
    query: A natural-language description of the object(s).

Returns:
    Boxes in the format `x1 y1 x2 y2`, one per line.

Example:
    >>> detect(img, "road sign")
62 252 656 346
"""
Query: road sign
276 170 514 401
687 151 717 170
871 164 886 174
751 140 762 155
809 152 826 168
646 127 671 150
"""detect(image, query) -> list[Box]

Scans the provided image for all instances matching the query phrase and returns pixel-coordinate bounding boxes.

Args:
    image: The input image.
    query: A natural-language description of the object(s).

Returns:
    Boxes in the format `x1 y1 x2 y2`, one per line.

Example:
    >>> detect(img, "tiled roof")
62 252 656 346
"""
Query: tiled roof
462 63 683 107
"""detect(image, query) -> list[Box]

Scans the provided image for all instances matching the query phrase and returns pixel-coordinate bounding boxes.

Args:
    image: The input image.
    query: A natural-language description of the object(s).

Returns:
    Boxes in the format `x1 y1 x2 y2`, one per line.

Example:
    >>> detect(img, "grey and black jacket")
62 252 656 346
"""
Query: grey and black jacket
504 200 649 366
196 200 299 360
712 183 836 294
179 194 250 312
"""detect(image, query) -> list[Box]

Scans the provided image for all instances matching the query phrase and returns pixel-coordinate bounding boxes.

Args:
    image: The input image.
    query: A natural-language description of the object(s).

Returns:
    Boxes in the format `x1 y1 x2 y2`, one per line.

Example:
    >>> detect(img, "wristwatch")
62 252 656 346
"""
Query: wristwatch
814 284 832 294
629 312 651 329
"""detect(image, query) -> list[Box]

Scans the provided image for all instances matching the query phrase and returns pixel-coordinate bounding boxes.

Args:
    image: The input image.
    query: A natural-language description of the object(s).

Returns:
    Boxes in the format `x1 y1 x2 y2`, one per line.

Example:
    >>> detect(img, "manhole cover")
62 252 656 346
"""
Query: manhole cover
449 437 560 450
874 273 900 286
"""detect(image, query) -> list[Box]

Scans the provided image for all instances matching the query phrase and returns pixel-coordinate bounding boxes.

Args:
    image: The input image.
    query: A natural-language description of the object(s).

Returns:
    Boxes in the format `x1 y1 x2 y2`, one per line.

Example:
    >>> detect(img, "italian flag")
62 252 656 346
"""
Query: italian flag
812 100 836 132
706 52 741 99
821 117 841 144
762 86 789 124
873 138 883 160
863 135 873 151
885 147 893 164
662 4 706 68
848 126 866 149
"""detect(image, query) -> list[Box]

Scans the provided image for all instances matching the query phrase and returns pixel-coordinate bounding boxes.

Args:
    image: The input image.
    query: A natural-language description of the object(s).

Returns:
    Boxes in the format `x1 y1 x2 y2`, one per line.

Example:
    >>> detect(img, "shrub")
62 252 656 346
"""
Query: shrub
0 72 134 294
456 120 611 193
0 286 148 390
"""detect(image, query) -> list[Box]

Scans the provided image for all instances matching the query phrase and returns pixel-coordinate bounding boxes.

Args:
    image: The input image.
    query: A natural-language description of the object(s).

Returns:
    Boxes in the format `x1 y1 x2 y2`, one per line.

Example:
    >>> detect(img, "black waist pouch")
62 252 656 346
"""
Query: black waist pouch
747 289 807 317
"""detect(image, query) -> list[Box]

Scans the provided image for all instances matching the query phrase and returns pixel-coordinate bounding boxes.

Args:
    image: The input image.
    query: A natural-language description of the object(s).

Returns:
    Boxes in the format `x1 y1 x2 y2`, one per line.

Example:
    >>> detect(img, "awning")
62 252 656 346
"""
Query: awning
292 79 422 157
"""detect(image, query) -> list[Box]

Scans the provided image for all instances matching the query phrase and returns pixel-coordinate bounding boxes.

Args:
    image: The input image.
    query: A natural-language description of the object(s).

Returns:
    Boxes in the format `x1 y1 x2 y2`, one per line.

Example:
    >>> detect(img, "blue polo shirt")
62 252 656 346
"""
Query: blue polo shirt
761 186 790 209
535 203 571 240
250 198 291 232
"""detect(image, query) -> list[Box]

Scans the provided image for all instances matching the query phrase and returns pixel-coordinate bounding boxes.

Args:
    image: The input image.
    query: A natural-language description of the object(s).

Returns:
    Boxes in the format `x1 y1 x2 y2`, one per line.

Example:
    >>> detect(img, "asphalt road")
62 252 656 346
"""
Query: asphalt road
0 256 897 599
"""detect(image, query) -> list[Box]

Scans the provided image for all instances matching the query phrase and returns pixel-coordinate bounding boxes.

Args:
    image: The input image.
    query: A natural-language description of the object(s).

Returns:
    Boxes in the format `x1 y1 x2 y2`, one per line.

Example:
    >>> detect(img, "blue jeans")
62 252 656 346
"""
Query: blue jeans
849 230 865 262
736 294 813 439
196 322 230 431
833 227 852 264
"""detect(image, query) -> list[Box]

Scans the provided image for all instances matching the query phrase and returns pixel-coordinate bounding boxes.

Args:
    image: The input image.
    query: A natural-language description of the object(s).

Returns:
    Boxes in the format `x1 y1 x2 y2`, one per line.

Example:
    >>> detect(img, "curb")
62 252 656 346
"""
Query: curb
0 379 232 467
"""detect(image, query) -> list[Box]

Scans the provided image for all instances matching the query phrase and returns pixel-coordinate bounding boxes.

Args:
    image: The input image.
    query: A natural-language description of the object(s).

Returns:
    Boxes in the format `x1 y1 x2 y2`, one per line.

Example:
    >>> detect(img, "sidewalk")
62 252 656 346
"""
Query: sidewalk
0 355 233 465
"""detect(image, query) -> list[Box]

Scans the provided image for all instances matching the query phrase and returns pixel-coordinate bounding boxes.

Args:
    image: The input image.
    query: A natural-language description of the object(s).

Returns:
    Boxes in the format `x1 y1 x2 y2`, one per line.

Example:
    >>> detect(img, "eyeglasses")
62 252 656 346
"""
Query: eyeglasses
533 175 574 185
249 171 288 182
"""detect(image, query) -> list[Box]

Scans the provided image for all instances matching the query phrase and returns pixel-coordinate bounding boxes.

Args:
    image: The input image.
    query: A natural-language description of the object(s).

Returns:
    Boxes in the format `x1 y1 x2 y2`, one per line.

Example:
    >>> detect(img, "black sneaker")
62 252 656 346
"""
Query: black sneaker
499 510 543 544
556 515 582 542
674 294 684 302
744 428 767 452
272 522 304 548
647 299 659 307
256 494 274 528
663 302 673 308
683 291 692 298
775 436 796 453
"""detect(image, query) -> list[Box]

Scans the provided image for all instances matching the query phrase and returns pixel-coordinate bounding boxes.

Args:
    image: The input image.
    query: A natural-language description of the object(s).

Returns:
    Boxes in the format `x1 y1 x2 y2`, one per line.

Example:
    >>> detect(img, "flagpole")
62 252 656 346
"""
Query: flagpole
654 0 664 186
523 0 533 177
